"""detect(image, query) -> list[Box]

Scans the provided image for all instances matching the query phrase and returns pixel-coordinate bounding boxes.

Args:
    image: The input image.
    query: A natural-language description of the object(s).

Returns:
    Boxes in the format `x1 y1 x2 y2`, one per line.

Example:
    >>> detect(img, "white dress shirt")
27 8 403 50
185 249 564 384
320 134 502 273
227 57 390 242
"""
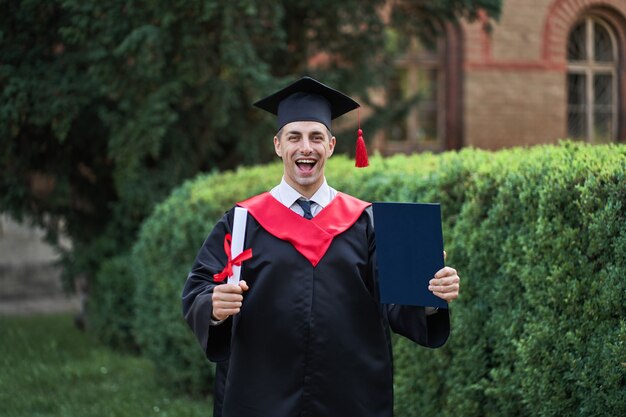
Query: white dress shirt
270 177 337 218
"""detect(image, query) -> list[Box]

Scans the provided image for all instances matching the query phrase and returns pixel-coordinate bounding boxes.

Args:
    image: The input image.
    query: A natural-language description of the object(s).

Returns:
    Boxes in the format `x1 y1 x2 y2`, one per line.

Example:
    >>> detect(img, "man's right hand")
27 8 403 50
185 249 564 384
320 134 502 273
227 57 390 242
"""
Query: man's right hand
212 280 249 321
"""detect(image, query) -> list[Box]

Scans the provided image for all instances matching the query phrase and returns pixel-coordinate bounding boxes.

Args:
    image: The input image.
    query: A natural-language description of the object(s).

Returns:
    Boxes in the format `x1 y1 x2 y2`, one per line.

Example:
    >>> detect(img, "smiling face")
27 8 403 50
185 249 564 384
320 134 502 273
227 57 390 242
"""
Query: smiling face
274 121 336 198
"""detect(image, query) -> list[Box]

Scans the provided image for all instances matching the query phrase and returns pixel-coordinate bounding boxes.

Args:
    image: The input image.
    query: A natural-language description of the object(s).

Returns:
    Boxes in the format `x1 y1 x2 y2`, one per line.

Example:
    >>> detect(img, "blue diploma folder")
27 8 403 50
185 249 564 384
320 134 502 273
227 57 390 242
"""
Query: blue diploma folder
372 202 448 308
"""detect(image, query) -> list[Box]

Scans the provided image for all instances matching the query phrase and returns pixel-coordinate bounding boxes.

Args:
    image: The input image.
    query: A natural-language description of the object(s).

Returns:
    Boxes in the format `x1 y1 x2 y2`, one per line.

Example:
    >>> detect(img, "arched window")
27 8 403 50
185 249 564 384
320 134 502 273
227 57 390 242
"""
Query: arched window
567 16 619 143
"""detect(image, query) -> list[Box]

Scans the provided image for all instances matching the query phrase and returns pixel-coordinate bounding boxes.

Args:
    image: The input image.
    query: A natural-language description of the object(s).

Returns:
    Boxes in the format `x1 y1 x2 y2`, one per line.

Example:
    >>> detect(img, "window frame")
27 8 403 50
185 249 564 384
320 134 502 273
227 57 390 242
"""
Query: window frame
567 15 619 142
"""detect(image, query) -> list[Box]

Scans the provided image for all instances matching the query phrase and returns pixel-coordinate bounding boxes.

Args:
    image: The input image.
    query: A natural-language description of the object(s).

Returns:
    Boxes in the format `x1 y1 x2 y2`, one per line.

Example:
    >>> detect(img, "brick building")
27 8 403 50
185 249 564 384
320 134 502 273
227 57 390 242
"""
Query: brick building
373 0 626 154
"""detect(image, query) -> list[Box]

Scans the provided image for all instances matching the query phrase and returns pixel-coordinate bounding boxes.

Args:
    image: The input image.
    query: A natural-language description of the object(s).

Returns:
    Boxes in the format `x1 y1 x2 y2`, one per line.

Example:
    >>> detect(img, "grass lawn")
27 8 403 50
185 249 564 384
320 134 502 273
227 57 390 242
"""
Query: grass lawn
0 314 212 417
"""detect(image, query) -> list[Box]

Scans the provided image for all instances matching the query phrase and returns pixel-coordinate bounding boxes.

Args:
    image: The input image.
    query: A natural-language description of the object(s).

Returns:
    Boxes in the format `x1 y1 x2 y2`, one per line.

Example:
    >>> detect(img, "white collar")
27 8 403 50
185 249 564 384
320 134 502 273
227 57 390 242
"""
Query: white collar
272 177 334 208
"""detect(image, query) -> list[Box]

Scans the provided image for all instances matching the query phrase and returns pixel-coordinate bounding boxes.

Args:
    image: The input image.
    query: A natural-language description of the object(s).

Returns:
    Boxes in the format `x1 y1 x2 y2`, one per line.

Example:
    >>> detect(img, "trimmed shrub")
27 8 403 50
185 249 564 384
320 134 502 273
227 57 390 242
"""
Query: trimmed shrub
131 142 626 414
89 253 138 351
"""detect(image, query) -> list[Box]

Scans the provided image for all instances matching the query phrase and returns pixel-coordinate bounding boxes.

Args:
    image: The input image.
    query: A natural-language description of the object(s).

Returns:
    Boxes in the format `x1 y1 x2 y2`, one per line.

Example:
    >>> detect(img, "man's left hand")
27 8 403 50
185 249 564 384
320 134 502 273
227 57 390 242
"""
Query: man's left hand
429 266 460 302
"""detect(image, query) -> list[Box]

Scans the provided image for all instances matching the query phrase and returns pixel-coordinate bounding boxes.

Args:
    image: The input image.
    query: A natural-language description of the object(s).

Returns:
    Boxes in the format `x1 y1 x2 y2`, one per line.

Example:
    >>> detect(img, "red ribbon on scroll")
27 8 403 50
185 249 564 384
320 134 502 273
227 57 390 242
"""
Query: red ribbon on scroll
213 233 253 283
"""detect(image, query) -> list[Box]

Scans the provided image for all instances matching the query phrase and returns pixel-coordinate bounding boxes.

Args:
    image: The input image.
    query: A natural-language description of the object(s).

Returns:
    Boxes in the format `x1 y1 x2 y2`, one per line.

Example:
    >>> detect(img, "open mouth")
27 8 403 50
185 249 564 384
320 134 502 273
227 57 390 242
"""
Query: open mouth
295 159 317 173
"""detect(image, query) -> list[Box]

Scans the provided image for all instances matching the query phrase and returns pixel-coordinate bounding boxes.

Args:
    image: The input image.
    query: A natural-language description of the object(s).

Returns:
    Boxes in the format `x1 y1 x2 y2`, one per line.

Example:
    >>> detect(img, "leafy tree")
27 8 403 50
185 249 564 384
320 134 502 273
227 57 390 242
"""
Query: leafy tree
0 0 501 340
392 0 501 39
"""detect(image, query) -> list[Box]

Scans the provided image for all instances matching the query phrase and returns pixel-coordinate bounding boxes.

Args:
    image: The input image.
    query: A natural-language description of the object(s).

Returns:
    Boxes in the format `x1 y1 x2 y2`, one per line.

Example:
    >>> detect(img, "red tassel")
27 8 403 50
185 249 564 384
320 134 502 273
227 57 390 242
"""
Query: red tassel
355 108 369 168
355 128 369 168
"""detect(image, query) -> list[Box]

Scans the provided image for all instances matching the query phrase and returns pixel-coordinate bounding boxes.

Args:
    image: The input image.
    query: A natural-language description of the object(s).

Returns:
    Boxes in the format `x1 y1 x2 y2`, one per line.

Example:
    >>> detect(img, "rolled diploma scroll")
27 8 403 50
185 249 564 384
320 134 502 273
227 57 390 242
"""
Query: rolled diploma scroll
228 207 248 285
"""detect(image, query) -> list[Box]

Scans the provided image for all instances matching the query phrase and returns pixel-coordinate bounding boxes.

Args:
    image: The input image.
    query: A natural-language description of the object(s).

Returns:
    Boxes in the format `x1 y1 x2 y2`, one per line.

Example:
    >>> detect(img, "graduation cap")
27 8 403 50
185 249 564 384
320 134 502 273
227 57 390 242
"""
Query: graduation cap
254 76 369 168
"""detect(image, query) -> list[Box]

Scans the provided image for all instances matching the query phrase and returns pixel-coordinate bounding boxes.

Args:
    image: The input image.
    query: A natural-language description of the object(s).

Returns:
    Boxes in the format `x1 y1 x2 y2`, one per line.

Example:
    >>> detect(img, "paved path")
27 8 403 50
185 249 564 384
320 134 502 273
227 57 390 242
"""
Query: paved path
0 215 79 315
0 263 80 315
0 295 81 315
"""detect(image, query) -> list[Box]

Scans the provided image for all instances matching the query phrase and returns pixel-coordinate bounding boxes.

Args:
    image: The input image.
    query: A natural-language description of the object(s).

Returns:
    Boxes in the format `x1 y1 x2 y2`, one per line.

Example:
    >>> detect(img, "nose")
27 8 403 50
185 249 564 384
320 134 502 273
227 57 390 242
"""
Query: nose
300 137 313 154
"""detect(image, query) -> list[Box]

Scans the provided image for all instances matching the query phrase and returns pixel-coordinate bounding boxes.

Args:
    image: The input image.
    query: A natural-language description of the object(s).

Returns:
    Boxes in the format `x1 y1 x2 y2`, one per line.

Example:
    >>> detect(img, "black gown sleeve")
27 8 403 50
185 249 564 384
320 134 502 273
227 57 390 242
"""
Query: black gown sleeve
385 304 450 348
364 207 451 348
181 210 234 362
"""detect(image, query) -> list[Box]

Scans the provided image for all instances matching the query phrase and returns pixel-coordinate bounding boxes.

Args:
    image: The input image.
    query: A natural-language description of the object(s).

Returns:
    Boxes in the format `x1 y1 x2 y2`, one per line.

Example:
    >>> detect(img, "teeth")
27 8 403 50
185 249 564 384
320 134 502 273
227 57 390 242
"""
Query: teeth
297 159 316 164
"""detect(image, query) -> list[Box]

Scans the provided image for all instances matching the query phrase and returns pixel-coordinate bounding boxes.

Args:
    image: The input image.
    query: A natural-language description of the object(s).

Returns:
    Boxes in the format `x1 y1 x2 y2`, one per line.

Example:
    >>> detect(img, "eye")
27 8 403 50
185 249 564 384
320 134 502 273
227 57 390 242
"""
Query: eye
288 135 299 142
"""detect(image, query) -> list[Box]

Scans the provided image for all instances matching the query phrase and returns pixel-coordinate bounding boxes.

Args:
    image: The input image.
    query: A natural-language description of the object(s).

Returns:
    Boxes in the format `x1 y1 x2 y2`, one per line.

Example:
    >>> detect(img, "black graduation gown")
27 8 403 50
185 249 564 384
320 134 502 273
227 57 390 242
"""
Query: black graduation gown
182 192 450 417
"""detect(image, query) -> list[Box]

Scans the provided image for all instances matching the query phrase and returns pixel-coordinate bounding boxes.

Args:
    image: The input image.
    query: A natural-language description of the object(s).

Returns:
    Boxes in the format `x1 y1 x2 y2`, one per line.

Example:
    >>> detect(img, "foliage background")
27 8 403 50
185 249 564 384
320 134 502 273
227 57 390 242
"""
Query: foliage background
0 1 501 350
131 142 625 415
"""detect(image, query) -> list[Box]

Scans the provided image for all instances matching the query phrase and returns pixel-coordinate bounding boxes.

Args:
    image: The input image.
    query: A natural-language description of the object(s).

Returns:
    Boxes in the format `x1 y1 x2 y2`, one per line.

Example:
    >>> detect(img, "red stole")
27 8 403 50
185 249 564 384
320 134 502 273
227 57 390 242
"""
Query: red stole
238 192 371 267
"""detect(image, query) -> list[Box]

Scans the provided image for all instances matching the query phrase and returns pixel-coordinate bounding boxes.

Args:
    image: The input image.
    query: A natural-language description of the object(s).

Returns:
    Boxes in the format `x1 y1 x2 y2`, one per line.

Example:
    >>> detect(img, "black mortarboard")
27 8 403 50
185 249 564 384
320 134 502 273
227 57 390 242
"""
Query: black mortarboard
253 76 360 132
254 76 369 167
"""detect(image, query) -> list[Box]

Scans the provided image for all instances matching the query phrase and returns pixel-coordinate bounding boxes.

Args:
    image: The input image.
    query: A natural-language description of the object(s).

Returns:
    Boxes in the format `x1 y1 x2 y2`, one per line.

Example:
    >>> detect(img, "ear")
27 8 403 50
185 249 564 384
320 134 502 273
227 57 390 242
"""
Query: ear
328 136 336 157
274 135 282 158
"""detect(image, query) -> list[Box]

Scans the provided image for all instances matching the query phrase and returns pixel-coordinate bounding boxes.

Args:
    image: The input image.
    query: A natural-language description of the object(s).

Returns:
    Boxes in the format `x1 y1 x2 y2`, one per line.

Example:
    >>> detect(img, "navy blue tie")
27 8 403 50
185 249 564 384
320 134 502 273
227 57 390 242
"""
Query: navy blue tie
296 199 314 220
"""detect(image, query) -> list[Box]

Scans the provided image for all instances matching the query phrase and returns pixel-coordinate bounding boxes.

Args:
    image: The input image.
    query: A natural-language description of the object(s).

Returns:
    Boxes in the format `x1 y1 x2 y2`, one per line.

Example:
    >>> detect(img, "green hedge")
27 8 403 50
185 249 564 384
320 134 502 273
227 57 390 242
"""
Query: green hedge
131 142 626 414
88 252 138 351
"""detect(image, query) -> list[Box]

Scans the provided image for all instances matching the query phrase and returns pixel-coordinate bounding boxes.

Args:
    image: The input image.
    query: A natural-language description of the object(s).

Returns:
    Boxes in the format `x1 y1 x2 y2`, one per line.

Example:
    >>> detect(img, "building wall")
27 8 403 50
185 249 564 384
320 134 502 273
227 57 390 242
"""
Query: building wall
491 0 551 62
465 70 566 148
461 0 626 149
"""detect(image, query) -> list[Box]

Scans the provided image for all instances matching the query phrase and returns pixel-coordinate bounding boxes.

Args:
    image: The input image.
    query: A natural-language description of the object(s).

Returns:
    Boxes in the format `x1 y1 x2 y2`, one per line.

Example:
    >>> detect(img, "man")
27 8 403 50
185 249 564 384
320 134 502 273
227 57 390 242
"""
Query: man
182 77 460 417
